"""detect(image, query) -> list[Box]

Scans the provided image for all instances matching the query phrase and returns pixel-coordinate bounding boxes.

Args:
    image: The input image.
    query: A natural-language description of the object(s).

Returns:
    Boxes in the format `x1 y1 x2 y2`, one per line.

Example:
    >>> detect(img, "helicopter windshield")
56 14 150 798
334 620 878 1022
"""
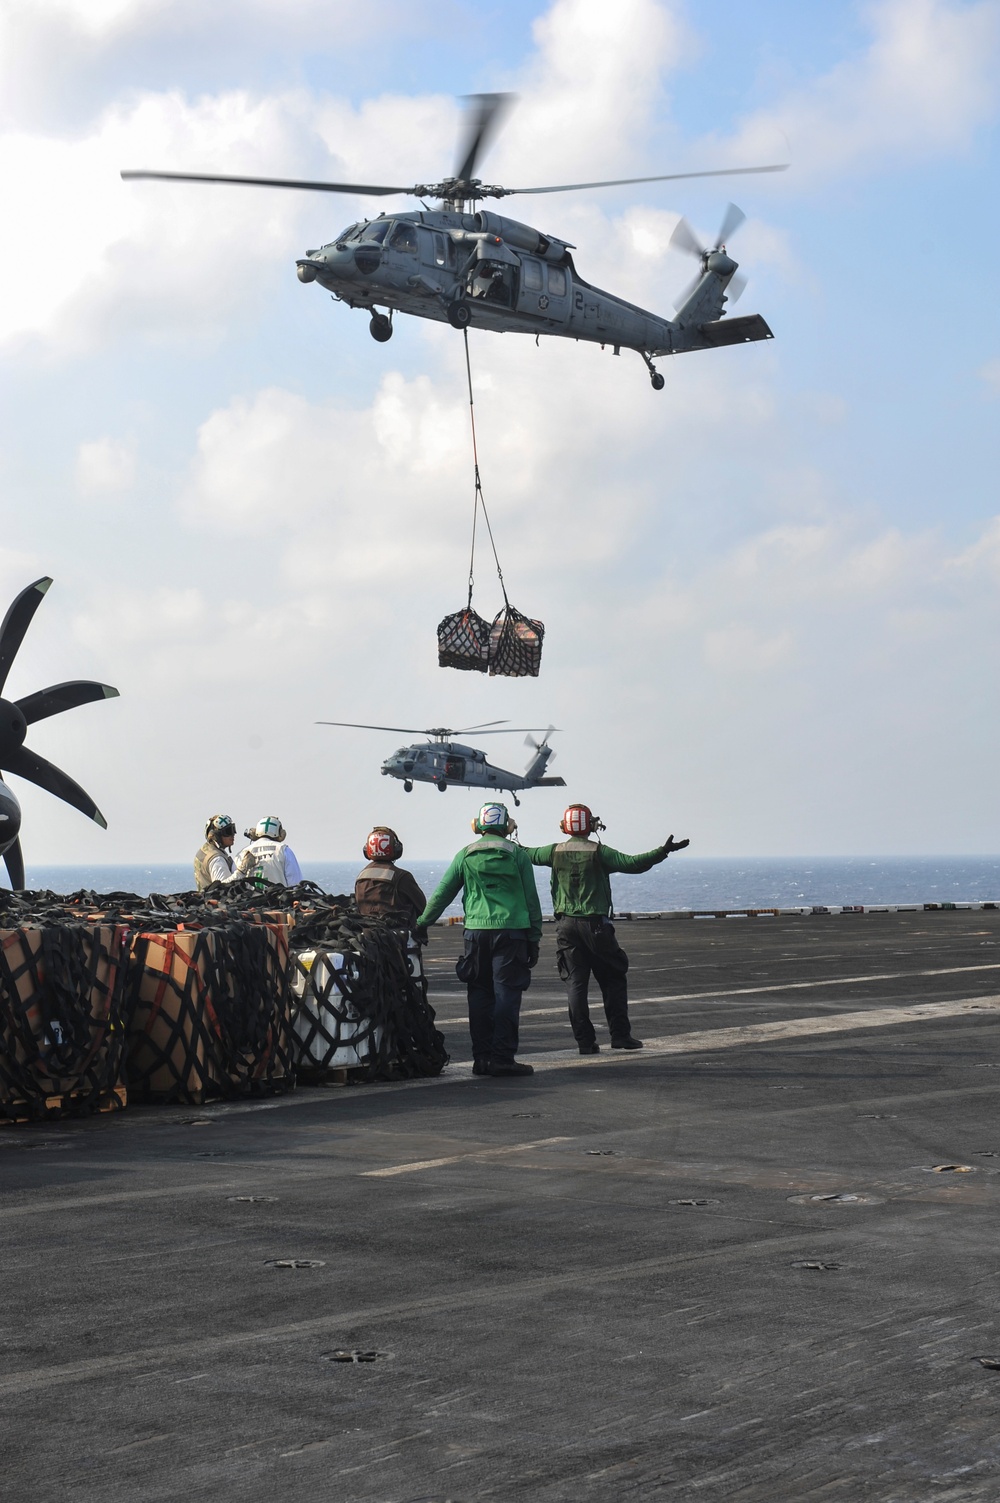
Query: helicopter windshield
361 220 391 244
336 223 363 245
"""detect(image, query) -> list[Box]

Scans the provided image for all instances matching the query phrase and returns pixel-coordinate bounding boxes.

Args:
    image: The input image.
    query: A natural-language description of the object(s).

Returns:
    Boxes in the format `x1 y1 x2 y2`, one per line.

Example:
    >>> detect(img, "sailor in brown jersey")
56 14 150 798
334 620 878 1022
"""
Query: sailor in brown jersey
354 827 426 935
521 805 689 1053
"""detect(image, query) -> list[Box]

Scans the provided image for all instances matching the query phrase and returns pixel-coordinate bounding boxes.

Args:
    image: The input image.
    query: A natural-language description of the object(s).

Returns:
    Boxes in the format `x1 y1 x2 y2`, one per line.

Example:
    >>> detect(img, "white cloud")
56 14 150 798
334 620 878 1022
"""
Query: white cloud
980 358 1000 394
721 0 1000 181
75 436 135 494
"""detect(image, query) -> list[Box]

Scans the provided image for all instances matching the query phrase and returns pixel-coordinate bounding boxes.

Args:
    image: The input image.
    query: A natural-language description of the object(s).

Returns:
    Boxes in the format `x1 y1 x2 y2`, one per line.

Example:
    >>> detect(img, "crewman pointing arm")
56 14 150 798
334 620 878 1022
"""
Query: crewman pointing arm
521 804 689 1053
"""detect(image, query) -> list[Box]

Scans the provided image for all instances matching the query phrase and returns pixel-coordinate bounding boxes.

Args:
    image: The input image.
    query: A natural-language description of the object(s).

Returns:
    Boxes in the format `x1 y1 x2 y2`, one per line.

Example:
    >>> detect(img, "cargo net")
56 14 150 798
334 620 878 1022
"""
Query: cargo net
439 330 545 677
289 909 447 1082
125 922 294 1105
0 924 128 1122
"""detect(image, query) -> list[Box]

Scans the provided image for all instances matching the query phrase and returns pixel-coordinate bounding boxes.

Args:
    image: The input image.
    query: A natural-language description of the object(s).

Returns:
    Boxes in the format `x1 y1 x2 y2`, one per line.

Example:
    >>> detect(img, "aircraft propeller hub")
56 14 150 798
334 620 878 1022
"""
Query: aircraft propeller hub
0 699 27 752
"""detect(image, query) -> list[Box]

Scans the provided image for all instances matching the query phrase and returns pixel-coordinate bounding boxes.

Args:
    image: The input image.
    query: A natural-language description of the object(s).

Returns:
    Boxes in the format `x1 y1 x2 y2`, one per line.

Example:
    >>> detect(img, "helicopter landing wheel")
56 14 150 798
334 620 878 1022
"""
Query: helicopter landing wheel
447 301 471 330
512 795 521 807
650 371 665 391
369 313 393 342
436 779 447 792
403 780 413 792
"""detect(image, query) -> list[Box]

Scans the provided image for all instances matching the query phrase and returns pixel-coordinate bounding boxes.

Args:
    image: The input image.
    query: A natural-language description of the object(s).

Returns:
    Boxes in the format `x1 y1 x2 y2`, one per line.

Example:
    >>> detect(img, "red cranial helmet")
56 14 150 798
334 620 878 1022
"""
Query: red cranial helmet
364 826 403 862
560 805 595 836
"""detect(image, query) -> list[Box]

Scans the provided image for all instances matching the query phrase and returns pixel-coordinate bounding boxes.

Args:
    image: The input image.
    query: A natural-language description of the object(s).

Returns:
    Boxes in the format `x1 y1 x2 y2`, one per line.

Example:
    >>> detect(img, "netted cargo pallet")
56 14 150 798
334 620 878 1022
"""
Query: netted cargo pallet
437 608 491 672
0 924 128 1122
125 922 294 1104
488 604 544 678
289 918 446 1082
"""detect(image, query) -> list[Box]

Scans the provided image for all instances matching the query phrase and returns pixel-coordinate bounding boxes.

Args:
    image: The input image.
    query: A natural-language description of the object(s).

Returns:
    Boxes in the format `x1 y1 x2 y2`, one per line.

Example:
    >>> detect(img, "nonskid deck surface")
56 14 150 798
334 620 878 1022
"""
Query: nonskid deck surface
4 911 1000 1501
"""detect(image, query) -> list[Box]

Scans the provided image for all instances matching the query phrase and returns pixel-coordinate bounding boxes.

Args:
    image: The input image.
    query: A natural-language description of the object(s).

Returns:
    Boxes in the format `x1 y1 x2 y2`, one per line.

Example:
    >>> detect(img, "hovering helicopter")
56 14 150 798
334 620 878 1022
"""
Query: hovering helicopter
318 719 564 804
122 94 786 390
0 578 119 889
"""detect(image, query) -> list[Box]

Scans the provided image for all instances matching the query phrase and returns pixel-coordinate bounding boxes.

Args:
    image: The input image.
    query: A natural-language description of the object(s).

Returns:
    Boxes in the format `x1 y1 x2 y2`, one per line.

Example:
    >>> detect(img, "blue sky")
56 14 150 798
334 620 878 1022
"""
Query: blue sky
0 0 998 869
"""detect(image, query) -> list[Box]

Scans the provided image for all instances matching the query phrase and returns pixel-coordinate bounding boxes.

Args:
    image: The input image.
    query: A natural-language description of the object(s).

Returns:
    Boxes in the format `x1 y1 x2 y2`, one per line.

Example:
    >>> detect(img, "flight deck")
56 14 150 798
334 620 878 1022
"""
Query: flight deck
3 909 1000 1502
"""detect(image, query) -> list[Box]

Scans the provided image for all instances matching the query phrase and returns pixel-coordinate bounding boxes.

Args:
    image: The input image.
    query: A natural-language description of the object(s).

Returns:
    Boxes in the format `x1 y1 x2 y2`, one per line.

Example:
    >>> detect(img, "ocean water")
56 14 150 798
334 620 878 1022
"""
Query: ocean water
17 855 1000 915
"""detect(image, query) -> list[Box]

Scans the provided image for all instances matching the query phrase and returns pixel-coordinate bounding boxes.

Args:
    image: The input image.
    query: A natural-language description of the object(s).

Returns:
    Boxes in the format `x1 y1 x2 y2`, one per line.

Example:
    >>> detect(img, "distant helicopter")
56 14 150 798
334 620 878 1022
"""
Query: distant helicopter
122 94 786 390
0 578 118 889
319 720 565 804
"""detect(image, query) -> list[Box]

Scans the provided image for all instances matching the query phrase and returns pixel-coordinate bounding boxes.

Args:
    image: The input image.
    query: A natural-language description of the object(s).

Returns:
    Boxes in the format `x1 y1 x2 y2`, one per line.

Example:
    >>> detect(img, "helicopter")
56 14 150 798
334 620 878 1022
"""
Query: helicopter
318 719 565 805
0 577 119 889
122 94 786 390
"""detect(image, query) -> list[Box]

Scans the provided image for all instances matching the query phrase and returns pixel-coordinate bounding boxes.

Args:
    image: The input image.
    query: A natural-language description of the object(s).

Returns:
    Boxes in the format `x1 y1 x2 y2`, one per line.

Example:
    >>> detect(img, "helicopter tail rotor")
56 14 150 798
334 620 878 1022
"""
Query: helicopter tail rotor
671 202 748 312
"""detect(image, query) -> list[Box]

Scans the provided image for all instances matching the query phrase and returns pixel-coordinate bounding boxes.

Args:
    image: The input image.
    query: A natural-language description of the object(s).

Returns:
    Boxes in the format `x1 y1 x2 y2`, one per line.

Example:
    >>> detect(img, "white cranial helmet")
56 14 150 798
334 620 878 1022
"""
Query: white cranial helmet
255 816 285 841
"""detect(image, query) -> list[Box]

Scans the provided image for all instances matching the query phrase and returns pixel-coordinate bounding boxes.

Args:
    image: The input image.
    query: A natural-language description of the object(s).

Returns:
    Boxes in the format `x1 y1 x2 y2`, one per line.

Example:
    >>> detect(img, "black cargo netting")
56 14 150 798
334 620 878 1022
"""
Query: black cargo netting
125 922 294 1105
437 608 491 672
0 924 128 1121
289 909 447 1083
489 604 544 678
439 330 545 676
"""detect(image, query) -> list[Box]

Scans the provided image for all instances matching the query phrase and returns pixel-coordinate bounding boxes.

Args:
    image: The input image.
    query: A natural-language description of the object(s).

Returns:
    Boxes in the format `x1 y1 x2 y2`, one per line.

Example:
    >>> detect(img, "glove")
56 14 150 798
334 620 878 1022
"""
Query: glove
415 925 429 945
527 942 540 968
664 835 690 854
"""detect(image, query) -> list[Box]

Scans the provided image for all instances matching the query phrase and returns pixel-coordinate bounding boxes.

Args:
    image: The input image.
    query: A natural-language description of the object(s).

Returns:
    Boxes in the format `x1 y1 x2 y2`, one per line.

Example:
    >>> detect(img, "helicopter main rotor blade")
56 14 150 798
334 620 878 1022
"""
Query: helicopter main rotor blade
3 836 24 891
464 727 561 736
2 745 107 828
316 720 434 735
454 93 514 185
16 680 119 726
453 720 510 732
716 201 746 246
121 170 415 196
0 577 52 696
501 163 788 197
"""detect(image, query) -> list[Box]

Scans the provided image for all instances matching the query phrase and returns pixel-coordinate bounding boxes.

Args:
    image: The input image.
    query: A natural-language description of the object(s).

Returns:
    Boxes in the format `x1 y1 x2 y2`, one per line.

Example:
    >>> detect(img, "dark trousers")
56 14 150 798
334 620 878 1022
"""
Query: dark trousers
456 929 532 1065
555 916 631 1045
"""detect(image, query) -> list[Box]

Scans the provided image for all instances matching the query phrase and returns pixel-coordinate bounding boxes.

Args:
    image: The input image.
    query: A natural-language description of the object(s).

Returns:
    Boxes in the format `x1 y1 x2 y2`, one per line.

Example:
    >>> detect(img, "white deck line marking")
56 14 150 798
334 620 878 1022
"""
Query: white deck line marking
360 1135 571 1178
507 962 1000 1021
511 995 1000 1069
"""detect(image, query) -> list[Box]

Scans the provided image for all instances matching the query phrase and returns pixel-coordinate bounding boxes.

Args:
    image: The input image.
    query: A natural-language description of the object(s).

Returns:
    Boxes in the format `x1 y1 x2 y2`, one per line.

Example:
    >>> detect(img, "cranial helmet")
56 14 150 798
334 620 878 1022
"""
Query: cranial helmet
364 826 403 862
560 804 597 837
205 813 236 843
473 802 511 835
255 816 286 842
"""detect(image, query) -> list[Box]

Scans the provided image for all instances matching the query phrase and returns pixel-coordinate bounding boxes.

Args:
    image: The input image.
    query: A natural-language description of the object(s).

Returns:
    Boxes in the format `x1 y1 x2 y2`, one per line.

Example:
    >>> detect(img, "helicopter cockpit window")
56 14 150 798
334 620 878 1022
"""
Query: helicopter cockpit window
522 258 543 292
336 224 362 246
547 264 567 297
415 750 428 762
390 221 418 253
363 220 391 244
433 233 447 267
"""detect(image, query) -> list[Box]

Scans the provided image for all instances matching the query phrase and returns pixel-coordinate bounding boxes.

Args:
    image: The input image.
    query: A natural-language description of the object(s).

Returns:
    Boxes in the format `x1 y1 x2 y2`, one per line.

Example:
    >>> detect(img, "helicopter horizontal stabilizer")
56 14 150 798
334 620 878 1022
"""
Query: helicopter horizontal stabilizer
699 314 773 346
531 775 566 787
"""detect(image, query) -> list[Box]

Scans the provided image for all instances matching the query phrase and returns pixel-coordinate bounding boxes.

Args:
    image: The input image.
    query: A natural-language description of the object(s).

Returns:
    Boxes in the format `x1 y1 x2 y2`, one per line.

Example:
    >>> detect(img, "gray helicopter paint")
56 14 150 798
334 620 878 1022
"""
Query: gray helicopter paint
296 208 772 366
380 737 565 804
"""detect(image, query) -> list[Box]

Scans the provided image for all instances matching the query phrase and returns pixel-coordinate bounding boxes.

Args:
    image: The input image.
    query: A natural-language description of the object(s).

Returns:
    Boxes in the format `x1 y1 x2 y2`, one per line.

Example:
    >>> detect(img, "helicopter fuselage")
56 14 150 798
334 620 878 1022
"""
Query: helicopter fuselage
381 738 564 803
296 207 773 374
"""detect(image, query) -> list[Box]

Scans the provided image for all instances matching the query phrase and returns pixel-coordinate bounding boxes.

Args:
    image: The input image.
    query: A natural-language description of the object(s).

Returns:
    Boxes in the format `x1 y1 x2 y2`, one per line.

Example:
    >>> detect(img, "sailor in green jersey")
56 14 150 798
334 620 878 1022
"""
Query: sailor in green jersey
521 804 689 1054
417 802 542 1078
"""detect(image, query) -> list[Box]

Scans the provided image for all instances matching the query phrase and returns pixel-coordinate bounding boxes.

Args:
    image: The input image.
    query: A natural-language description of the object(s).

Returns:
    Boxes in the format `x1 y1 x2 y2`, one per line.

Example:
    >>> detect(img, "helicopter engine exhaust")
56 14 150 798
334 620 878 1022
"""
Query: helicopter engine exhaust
472 211 570 262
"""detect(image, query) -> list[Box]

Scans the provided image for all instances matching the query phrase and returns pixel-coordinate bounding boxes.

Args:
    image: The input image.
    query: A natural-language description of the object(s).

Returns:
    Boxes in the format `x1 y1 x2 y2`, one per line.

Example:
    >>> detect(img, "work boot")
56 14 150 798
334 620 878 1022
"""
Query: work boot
611 1036 643 1050
578 1042 600 1055
472 1057 491 1076
488 1060 535 1077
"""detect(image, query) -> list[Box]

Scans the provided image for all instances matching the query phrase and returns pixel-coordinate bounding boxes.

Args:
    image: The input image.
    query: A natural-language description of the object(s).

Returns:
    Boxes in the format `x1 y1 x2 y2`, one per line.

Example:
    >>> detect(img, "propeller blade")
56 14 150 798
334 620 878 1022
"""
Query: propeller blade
501 163 788 197
16 680 119 726
673 271 704 311
669 217 706 259
726 271 748 304
716 201 745 247
316 720 433 735
3 836 23 891
0 577 52 695
454 93 514 184
121 170 414 196
1 745 107 828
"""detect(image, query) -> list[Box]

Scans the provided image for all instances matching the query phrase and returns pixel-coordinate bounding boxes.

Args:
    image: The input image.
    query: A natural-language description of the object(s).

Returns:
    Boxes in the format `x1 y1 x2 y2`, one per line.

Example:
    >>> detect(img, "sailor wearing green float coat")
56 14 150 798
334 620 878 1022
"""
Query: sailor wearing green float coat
521 805 689 1054
417 802 542 1079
